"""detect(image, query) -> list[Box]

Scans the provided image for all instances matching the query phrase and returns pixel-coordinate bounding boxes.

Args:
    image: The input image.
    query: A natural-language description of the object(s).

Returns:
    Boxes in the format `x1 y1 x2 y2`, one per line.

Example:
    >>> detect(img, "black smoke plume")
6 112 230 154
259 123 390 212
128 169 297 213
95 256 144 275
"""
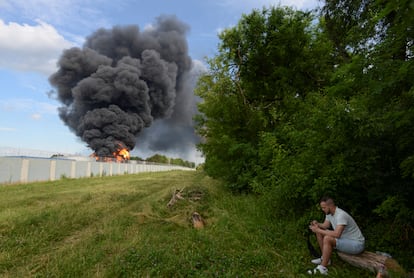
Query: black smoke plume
49 16 199 158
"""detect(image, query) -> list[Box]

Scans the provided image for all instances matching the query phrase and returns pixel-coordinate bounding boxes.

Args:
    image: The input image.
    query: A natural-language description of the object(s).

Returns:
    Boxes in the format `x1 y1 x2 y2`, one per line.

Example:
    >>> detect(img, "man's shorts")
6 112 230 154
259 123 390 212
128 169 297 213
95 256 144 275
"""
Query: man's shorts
335 238 365 254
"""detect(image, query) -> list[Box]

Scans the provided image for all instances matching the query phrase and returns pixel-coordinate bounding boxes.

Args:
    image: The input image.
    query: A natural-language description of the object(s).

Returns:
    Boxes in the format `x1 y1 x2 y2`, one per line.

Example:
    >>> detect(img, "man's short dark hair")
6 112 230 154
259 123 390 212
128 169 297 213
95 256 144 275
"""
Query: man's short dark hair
320 196 335 205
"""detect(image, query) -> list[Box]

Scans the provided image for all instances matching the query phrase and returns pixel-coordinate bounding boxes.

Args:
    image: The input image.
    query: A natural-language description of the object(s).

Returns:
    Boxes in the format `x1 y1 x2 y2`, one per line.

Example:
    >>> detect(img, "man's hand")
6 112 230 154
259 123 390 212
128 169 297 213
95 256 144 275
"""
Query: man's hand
309 221 319 233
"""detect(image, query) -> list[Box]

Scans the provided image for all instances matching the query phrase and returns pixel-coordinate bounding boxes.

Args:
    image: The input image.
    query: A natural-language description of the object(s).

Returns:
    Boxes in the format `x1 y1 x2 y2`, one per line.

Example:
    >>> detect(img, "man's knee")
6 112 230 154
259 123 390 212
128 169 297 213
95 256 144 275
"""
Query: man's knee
323 235 336 246
315 232 324 240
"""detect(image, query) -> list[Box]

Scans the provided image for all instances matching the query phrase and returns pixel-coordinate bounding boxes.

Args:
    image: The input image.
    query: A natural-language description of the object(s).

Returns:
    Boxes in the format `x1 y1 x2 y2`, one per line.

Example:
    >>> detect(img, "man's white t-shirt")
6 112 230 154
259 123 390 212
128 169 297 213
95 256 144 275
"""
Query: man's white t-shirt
325 207 365 242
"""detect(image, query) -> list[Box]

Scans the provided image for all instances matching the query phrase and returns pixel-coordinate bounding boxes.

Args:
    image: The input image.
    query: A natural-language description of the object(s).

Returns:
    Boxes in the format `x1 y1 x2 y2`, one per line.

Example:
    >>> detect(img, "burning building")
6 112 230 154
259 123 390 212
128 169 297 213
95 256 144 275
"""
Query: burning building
49 16 197 161
90 142 131 162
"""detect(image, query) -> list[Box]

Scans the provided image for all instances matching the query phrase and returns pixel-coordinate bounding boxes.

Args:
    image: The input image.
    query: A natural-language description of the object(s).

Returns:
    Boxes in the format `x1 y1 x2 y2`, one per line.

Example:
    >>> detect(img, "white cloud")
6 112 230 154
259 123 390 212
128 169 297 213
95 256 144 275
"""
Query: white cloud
1 0 111 32
0 19 74 75
0 127 16 132
143 23 156 32
31 113 42 120
0 0 11 9
191 59 207 74
0 98 58 115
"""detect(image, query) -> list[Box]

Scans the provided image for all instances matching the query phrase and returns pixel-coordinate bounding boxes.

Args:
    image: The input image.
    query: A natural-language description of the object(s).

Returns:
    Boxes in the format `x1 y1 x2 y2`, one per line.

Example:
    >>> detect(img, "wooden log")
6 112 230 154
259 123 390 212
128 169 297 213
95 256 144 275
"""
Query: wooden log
337 251 405 277
167 189 184 208
191 212 204 229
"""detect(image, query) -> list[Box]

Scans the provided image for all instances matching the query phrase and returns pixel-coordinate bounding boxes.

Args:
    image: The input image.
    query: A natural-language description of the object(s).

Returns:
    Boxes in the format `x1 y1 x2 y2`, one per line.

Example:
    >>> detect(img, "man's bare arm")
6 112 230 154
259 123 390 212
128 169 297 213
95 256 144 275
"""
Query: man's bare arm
311 219 331 230
311 223 345 239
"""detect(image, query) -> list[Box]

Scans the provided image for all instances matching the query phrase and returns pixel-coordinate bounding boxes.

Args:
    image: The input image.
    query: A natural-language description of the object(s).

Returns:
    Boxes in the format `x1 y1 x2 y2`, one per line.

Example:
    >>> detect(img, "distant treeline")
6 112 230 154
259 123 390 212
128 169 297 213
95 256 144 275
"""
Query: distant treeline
131 154 196 168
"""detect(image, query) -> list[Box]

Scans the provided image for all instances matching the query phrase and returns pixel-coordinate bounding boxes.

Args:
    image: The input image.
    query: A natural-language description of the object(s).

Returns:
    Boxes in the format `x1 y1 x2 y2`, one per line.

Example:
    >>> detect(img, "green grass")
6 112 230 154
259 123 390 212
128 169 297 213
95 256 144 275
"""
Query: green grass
0 171 374 277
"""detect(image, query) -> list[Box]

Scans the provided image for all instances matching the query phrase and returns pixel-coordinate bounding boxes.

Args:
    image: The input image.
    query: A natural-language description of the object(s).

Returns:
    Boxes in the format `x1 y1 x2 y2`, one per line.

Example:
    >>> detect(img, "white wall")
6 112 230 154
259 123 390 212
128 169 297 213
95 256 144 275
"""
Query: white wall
0 157 193 184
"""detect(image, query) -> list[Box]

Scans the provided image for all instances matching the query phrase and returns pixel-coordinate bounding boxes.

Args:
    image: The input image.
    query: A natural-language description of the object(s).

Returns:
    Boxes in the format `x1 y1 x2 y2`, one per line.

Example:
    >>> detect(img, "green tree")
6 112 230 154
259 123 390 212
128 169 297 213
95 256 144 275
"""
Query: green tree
170 158 195 168
146 154 169 164
196 6 332 191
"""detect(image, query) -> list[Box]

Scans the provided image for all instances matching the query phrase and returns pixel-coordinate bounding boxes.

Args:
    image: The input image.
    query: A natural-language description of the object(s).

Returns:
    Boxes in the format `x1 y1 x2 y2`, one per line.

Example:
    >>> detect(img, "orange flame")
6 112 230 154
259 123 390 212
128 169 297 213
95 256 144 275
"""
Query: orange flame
115 147 130 161
90 144 130 162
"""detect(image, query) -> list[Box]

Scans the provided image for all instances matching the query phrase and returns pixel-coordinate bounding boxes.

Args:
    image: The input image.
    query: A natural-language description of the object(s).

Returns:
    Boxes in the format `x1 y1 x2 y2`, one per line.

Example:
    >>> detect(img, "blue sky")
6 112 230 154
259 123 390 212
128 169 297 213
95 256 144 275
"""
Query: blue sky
0 0 318 161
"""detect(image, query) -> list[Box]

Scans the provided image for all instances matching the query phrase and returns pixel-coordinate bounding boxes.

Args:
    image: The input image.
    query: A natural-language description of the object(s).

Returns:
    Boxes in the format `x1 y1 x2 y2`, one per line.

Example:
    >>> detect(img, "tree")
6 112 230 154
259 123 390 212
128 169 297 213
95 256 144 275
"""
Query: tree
196 6 332 191
146 154 169 164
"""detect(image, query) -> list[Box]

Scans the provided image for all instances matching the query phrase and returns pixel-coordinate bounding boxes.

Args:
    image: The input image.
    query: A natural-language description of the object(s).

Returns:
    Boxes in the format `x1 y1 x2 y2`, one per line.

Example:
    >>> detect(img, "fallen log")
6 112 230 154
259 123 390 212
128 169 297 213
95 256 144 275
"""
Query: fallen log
191 212 204 229
167 189 184 208
337 251 405 277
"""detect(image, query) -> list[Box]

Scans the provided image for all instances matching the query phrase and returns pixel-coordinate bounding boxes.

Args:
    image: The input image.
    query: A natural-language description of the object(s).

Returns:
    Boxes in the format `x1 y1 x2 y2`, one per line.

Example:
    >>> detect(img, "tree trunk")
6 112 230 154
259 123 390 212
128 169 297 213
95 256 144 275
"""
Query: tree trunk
337 251 405 277
167 189 184 208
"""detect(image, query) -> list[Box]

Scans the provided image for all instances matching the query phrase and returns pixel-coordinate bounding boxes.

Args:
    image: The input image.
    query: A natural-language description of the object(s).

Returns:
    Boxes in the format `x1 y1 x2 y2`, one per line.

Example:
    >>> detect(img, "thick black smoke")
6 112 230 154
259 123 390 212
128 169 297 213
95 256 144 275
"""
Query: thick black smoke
49 16 199 157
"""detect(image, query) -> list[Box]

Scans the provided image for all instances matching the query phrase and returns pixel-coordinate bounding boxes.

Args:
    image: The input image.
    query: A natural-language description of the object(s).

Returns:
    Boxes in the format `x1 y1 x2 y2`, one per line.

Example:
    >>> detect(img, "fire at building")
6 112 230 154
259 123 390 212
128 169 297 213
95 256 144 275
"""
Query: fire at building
90 143 131 162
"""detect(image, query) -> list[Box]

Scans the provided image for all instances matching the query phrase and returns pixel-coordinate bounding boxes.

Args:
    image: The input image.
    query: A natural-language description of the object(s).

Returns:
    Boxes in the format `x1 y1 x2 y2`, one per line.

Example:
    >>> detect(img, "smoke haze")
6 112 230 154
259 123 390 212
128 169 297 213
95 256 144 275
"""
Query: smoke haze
49 16 201 159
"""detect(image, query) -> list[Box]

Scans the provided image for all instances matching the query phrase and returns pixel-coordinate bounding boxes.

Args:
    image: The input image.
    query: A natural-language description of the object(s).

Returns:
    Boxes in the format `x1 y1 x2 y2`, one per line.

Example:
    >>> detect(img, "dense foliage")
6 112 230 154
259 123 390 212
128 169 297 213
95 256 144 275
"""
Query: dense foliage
195 2 414 269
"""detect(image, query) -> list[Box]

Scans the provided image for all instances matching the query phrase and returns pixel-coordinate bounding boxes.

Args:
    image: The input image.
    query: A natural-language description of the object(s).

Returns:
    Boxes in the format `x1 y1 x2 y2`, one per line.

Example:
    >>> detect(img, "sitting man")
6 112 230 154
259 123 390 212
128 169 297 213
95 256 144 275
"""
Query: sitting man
309 196 365 275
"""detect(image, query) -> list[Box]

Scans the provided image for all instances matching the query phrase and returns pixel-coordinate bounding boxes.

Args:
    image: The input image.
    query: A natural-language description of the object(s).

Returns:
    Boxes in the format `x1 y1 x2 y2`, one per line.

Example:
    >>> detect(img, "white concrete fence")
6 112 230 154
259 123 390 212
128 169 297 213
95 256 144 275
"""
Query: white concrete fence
0 156 194 185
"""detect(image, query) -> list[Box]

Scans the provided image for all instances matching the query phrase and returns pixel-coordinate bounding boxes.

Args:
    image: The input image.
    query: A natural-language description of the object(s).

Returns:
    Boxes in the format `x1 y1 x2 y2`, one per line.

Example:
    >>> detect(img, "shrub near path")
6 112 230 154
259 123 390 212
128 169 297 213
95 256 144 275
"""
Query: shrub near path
0 171 373 277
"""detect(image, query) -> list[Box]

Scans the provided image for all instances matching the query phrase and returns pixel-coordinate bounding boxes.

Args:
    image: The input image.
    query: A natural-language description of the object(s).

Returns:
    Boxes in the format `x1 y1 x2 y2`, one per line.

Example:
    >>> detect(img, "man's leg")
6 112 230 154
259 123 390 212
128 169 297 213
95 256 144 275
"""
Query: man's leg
315 231 324 253
321 236 336 267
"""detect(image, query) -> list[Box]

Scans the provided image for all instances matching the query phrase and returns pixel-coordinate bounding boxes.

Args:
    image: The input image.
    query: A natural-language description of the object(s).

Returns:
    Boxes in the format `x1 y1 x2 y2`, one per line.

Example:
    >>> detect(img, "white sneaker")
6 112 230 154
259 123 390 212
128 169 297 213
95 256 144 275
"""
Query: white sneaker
308 265 328 275
311 257 322 264
311 257 331 265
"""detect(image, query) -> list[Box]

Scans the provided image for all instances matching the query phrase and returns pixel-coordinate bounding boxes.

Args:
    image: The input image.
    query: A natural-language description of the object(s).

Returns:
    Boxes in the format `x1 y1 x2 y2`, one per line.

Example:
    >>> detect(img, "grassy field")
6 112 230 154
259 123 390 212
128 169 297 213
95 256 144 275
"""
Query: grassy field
0 170 375 277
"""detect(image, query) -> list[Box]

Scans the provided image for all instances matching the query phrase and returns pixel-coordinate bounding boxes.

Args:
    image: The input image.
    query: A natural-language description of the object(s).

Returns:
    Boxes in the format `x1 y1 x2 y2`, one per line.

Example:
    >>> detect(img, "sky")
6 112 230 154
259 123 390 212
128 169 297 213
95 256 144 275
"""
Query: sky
0 0 318 162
